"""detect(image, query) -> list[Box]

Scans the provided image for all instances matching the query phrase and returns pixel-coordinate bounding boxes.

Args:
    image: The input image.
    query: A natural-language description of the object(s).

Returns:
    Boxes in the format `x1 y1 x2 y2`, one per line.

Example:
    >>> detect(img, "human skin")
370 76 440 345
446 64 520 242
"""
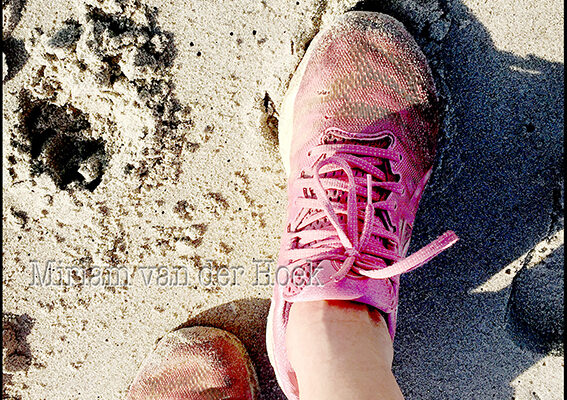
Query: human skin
286 300 405 400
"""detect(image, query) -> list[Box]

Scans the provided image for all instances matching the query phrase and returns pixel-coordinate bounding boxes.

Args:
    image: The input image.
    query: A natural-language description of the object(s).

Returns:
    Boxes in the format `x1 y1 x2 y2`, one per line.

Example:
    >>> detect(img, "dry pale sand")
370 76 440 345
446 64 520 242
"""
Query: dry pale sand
2 0 564 399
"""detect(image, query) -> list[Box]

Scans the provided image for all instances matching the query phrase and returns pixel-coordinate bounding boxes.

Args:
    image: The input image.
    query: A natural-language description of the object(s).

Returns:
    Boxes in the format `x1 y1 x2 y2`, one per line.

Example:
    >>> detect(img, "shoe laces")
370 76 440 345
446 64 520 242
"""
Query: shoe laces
283 127 458 285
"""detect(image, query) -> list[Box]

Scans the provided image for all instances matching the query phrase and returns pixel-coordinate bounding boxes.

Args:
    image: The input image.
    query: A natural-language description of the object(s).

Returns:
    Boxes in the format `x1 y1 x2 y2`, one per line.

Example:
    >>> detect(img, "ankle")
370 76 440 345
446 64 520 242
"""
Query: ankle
286 300 394 371
285 300 402 400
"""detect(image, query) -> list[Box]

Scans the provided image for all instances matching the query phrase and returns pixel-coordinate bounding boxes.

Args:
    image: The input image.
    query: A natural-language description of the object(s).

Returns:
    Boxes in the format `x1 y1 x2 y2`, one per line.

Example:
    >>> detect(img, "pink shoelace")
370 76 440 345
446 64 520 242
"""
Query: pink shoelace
283 128 459 285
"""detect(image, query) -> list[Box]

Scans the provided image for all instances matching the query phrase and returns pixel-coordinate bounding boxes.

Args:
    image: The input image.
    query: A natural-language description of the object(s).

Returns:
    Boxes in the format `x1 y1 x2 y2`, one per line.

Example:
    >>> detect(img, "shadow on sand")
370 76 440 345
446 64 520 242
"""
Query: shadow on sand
351 1 563 398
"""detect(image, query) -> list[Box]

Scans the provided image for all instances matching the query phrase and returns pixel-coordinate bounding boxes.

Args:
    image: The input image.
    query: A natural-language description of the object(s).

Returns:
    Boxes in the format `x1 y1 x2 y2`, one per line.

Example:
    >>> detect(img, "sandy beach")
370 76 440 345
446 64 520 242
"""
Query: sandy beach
2 0 564 399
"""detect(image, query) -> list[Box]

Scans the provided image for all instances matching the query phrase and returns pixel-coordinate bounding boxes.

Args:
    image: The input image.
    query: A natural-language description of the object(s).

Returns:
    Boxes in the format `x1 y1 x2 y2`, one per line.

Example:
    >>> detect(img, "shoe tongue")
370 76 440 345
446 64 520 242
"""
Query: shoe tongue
292 129 398 270
323 128 394 145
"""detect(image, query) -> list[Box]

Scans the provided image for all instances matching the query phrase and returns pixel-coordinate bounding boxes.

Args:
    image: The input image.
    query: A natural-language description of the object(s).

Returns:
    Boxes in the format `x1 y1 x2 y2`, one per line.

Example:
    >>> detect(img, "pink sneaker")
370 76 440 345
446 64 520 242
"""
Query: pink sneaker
267 11 458 399
128 327 259 400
